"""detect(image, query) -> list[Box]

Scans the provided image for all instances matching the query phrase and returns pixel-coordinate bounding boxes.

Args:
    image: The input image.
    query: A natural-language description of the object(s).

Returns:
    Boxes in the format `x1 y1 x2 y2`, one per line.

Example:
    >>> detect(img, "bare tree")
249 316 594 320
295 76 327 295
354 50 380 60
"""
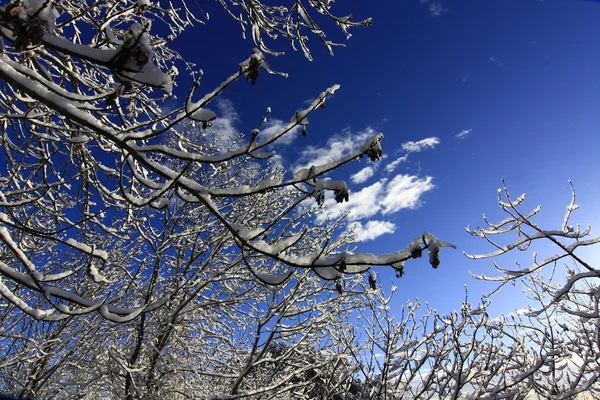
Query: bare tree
0 0 451 323
465 181 600 399
331 183 600 399
0 0 455 398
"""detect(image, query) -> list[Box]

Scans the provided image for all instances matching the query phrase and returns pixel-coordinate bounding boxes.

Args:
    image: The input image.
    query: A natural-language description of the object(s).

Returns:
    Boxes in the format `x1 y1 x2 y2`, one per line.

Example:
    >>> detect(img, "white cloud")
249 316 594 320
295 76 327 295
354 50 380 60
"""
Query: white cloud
385 155 409 173
350 166 375 184
381 174 435 214
207 98 301 153
401 137 440 153
293 128 376 172
455 129 472 139
317 180 385 223
317 174 434 223
210 98 240 148
257 119 301 146
351 220 396 241
269 153 284 166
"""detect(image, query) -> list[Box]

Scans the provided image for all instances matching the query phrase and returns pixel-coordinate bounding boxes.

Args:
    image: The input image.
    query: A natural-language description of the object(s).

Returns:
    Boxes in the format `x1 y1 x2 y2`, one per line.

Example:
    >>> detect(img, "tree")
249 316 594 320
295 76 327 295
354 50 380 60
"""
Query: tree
0 0 454 398
332 182 600 399
465 181 600 398
0 0 452 323
2 0 596 398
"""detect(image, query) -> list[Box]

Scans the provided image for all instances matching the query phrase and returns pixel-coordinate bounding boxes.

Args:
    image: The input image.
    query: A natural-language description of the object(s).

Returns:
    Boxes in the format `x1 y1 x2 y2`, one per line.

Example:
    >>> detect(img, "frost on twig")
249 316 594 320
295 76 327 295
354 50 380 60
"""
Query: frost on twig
0 58 452 321
0 0 444 328
0 0 470 398
466 181 599 312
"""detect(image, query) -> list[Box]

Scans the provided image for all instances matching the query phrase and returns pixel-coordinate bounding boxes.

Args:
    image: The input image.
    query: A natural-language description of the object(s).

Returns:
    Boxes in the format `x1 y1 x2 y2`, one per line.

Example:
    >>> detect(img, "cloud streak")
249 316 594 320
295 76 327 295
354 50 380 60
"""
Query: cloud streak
455 129 472 139
257 119 302 146
206 98 302 160
385 155 409 173
351 166 376 184
420 0 447 17
402 137 440 153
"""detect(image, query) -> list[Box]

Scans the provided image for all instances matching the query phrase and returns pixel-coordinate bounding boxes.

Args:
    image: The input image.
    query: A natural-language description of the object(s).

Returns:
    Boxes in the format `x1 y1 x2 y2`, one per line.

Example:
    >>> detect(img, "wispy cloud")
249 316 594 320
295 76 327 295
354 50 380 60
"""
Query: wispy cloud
351 166 375 184
293 128 376 172
489 57 505 68
257 119 301 146
385 155 409 173
210 98 241 148
351 220 396 241
401 137 440 153
455 129 472 139
208 98 301 157
428 2 446 16
419 0 447 17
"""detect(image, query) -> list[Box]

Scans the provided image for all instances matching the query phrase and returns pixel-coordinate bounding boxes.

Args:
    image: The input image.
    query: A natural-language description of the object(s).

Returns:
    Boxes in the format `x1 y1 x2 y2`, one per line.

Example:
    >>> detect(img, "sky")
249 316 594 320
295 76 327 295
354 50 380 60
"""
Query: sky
172 0 600 316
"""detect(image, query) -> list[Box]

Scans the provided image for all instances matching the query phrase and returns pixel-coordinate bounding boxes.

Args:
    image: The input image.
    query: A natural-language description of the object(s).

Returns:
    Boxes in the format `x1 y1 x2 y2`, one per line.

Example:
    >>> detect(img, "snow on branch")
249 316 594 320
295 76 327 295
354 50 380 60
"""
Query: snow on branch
466 181 599 311
0 0 453 331
0 50 454 319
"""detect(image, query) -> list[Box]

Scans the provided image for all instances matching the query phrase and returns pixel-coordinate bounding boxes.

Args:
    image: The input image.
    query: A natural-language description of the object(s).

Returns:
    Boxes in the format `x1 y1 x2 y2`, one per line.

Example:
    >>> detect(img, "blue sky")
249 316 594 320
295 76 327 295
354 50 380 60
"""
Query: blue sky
174 0 600 316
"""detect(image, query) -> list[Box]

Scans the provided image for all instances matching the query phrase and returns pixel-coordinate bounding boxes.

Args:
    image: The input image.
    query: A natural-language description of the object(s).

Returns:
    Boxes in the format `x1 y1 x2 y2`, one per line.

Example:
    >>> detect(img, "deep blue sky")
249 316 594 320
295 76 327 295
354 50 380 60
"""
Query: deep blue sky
174 0 600 316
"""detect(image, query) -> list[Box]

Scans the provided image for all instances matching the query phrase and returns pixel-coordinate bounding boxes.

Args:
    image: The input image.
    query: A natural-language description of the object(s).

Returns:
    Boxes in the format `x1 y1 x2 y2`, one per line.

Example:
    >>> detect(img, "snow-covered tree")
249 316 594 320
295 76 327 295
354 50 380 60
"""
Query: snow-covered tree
0 0 451 323
465 181 600 398
2 0 596 397
0 0 456 398
332 183 600 399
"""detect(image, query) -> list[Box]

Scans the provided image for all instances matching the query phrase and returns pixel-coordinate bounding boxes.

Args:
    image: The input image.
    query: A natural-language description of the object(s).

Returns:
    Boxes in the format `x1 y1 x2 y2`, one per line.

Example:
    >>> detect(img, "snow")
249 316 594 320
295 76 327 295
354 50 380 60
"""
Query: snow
247 233 302 255
423 232 456 268
369 271 377 282
120 62 173 93
234 231 455 281
189 107 217 122
89 264 111 284
230 223 265 241
66 238 109 261
238 48 264 79
292 109 309 126
315 179 348 202
0 58 130 150
313 266 343 280
99 304 145 323
407 236 422 258
0 227 44 281
22 0 60 30
0 260 37 288
151 197 171 209
39 33 173 92
255 271 293 285
4 6 588 395
3 57 101 105
0 277 55 320
470 306 486 316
